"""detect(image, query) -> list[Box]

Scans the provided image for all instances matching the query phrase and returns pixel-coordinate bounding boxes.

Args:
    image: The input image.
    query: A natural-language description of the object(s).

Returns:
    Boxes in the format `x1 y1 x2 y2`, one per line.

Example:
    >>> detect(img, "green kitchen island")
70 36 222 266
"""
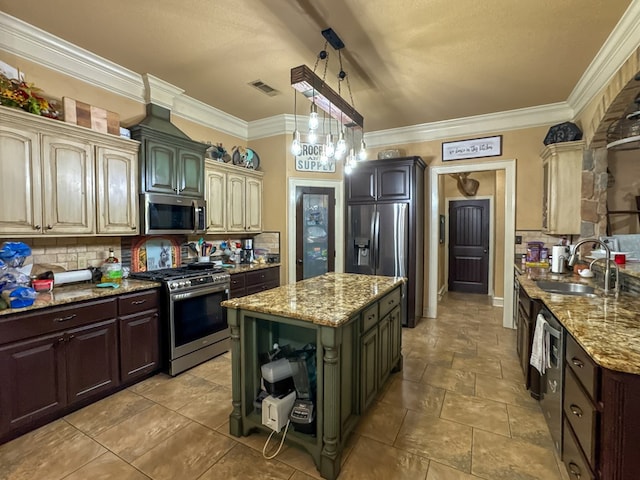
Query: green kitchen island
222 272 405 480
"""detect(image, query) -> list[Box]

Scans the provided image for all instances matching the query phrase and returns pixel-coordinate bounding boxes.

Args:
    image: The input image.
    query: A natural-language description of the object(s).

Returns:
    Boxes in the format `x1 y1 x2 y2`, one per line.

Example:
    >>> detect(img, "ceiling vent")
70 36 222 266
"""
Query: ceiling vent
249 80 280 97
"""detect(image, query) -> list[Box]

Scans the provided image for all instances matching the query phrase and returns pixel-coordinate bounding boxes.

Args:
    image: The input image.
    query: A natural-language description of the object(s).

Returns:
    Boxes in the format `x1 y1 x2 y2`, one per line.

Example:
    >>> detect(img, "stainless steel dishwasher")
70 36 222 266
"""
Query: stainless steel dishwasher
537 307 565 455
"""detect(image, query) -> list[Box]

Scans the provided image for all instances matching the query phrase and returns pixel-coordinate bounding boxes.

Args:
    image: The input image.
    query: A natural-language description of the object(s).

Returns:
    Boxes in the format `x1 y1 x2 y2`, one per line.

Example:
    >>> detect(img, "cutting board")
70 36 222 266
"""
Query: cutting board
63 97 120 135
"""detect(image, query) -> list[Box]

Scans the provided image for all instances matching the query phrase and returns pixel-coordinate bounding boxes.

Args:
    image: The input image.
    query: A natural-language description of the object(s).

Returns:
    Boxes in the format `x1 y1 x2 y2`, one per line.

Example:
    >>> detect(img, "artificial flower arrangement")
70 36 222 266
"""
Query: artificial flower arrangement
0 72 58 118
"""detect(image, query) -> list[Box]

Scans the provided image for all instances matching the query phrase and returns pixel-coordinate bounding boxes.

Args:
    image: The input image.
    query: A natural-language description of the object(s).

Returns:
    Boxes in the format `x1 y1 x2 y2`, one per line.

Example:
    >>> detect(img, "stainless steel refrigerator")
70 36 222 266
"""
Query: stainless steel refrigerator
346 203 408 279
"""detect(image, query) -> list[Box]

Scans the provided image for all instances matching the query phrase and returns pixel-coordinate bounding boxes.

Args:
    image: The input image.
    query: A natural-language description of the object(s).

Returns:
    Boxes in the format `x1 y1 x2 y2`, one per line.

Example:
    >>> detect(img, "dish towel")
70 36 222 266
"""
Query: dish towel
530 313 550 375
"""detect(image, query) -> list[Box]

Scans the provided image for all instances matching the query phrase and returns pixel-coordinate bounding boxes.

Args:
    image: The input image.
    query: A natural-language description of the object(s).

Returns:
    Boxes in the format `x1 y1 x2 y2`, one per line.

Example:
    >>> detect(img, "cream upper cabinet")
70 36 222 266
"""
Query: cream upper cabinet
205 162 227 232
205 160 263 234
96 146 138 234
541 140 584 235
0 106 139 237
245 175 262 232
227 172 247 232
41 135 95 235
0 124 42 235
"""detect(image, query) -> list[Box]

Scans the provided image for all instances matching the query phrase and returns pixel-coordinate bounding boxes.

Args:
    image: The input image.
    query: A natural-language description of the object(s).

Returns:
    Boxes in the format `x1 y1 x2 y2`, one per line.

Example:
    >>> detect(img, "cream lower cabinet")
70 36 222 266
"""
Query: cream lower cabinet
0 106 139 237
541 140 584 235
205 159 262 234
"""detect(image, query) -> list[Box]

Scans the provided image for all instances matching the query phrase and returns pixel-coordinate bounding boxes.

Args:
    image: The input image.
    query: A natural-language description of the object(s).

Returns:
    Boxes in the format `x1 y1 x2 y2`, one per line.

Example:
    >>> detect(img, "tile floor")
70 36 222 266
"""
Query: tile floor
0 292 571 480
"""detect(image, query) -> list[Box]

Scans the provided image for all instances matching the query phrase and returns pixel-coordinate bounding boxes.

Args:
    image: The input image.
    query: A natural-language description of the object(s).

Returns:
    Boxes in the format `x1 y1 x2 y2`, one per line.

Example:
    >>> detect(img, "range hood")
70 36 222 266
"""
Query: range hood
134 103 190 139
606 96 640 150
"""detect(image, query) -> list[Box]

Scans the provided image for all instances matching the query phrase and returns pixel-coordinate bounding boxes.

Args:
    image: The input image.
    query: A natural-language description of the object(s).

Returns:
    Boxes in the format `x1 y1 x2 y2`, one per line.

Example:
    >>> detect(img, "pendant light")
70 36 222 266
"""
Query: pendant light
291 89 302 156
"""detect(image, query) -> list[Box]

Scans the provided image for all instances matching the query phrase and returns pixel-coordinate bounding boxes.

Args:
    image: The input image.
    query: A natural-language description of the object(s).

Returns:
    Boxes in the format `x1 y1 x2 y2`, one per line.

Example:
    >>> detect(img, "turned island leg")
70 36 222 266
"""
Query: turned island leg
227 308 244 436
319 326 342 480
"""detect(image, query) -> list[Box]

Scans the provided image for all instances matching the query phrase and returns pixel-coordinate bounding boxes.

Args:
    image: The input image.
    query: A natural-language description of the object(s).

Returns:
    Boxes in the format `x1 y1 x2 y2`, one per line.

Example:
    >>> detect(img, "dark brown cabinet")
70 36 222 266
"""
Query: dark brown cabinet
346 163 411 202
0 288 161 444
563 333 640 480
229 266 280 298
345 156 425 328
118 290 160 383
0 332 66 435
516 285 541 397
0 298 119 441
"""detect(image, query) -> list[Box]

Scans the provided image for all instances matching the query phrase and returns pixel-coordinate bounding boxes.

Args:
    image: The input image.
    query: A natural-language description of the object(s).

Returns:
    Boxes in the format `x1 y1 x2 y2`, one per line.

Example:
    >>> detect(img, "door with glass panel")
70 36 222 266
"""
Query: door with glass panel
295 187 335 281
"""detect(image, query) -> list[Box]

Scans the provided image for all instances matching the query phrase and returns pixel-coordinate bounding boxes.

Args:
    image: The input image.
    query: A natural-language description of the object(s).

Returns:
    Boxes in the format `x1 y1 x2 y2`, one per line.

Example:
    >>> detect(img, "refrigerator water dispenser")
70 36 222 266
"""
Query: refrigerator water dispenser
354 237 370 266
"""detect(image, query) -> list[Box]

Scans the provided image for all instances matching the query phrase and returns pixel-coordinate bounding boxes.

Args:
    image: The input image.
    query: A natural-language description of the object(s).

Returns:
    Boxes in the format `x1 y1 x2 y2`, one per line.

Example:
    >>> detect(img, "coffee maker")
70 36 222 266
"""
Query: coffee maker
241 238 254 264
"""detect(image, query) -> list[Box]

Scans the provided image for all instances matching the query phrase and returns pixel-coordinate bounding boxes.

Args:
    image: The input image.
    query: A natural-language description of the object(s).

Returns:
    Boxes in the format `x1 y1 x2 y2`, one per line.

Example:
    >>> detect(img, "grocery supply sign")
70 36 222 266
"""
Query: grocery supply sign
295 143 336 172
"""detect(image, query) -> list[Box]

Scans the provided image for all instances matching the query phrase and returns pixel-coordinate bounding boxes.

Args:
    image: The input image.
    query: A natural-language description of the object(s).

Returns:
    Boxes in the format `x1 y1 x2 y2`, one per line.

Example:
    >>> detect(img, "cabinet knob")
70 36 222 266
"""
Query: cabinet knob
46 224 53 230
34 224 41 230
131 226 137 230
571 357 584 368
568 462 581 479
569 404 583 418
68 334 75 341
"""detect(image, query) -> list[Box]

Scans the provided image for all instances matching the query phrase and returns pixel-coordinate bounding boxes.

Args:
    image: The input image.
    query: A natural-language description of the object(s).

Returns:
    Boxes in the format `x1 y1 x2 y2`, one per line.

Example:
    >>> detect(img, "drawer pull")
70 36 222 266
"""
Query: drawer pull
571 357 584 368
131 300 147 305
54 314 77 322
568 462 581 479
569 404 584 418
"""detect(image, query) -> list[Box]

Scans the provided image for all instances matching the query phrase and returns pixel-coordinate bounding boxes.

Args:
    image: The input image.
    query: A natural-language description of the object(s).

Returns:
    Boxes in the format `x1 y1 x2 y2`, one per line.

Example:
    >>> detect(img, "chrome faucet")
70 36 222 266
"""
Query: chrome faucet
568 238 618 296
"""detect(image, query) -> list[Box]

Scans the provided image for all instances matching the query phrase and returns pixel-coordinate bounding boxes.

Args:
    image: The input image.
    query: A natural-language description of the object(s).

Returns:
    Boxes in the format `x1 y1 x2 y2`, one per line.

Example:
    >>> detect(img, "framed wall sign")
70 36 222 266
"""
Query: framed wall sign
295 142 336 173
442 135 502 161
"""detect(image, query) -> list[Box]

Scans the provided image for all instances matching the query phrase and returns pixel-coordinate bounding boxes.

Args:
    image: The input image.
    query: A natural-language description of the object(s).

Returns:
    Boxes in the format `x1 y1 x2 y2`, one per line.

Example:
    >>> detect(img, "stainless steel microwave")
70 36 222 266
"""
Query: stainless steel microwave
141 193 207 235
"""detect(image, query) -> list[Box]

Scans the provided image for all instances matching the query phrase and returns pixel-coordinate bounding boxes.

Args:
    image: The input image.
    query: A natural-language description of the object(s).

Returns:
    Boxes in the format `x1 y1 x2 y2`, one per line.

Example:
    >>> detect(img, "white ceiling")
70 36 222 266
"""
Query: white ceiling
0 0 634 132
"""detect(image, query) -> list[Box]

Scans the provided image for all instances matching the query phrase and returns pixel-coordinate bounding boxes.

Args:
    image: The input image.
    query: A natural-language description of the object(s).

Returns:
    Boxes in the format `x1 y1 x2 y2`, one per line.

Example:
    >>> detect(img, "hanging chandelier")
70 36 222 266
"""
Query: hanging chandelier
290 28 366 174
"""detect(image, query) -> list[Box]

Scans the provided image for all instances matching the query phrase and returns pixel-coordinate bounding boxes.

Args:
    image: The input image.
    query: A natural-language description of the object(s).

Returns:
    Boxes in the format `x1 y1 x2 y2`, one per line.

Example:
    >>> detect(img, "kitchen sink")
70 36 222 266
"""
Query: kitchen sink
535 280 597 297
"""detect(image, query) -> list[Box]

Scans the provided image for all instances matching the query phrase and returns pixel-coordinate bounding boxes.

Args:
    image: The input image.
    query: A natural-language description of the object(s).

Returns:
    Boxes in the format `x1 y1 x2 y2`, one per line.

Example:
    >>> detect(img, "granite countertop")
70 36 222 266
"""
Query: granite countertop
518 269 640 375
222 272 405 327
0 279 161 317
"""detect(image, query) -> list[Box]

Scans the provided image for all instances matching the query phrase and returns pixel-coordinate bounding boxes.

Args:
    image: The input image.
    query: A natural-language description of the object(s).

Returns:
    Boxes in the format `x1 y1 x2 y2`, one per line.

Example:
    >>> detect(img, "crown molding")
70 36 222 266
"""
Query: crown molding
143 73 184 109
2 7 638 146
0 12 144 101
0 12 249 140
364 102 573 148
568 1 640 118
174 95 248 139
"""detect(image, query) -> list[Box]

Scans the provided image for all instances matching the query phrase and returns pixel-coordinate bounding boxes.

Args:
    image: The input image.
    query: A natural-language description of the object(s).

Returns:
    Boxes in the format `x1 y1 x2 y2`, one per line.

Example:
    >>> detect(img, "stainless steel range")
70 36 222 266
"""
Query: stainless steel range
129 264 230 376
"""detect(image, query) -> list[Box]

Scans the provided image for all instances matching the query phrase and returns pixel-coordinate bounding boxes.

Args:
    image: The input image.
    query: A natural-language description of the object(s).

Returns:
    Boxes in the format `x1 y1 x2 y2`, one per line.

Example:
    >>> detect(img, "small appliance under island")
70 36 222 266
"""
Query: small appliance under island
222 272 405 480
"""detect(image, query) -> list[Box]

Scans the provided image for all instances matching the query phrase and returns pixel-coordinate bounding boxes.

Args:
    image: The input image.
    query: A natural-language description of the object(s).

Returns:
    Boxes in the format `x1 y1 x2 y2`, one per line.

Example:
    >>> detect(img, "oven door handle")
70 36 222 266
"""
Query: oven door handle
170 285 229 301
543 322 562 340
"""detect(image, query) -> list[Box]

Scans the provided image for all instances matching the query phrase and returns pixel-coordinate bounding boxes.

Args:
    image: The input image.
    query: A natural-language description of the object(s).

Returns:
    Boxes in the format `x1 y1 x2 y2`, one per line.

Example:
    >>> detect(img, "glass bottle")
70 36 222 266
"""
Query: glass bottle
101 248 122 284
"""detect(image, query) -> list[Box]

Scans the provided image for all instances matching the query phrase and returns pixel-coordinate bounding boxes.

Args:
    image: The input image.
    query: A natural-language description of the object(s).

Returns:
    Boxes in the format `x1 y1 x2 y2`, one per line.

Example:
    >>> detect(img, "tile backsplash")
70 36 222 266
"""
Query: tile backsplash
515 230 573 255
22 237 122 271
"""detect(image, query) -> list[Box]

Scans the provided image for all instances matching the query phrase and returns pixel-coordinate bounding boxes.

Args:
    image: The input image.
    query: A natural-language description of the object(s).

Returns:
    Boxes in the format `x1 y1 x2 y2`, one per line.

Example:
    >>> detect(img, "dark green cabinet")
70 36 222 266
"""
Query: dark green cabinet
142 139 204 197
360 326 378 411
129 110 208 198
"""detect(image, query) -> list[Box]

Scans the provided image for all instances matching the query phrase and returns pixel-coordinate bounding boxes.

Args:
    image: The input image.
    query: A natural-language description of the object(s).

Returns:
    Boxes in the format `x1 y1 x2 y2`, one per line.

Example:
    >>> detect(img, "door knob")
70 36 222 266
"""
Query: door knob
297 259 303 264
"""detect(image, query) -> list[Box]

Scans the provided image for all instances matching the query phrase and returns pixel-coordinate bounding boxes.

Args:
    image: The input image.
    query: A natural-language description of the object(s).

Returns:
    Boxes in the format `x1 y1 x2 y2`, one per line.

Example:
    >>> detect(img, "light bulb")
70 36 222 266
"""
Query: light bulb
320 147 328 165
358 139 367 161
308 104 319 130
344 163 353 175
308 130 318 145
335 131 347 158
291 130 302 156
325 133 335 158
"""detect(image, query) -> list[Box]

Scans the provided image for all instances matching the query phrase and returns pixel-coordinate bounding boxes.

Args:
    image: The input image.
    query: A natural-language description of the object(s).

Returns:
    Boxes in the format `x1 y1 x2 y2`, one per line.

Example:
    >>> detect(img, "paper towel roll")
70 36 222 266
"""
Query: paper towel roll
53 269 92 285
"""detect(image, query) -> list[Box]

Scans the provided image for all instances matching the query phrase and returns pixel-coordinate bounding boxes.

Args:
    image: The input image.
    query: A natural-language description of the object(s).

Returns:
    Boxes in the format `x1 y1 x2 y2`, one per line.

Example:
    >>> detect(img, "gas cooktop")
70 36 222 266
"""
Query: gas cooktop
129 264 228 284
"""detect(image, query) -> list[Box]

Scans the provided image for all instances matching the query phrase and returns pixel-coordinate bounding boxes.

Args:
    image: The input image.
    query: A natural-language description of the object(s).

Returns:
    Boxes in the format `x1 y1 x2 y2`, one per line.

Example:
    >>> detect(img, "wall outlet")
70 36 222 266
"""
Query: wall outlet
515 235 522 245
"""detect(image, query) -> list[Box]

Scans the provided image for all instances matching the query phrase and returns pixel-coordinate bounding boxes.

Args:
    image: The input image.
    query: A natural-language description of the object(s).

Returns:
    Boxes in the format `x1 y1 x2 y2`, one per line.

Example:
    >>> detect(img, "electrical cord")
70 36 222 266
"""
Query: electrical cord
262 419 291 459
